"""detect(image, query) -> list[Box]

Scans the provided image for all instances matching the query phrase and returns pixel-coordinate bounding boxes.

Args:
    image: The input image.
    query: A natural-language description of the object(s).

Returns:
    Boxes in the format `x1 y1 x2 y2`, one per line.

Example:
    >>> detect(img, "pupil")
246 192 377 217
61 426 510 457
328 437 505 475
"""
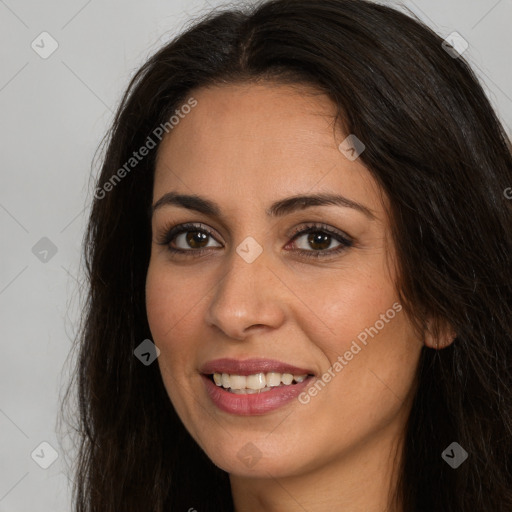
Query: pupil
187 231 208 248
308 232 330 250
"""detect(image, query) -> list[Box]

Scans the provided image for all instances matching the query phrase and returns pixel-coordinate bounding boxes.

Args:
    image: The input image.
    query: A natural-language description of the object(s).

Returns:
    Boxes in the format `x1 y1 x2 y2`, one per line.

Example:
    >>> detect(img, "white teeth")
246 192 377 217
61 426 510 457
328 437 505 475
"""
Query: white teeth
211 371 310 392
232 388 260 394
230 374 247 389
266 372 281 387
246 373 266 390
281 373 293 385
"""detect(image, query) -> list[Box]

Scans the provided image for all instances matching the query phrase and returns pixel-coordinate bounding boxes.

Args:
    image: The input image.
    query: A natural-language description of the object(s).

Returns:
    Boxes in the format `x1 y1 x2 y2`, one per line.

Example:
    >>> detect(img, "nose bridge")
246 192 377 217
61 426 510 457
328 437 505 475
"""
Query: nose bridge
205 239 285 339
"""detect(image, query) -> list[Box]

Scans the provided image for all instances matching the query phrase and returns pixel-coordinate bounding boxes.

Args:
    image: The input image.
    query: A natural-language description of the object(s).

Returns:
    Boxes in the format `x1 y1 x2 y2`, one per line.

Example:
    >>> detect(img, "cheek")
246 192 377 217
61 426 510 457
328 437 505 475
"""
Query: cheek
302 265 398 356
145 263 198 357
297 263 419 408
146 258 202 324
145 263 203 427
146 269 172 342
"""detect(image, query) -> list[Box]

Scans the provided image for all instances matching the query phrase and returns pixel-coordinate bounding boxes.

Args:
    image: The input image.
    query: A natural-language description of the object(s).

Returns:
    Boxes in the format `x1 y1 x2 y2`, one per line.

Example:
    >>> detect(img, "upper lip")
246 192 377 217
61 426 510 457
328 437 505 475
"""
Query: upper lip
200 358 315 376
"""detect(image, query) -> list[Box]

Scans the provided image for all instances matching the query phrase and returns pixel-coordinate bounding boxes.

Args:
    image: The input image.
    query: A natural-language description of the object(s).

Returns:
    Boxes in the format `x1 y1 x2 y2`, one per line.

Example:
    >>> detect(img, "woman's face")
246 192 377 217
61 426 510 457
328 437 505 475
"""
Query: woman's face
145 82 424 479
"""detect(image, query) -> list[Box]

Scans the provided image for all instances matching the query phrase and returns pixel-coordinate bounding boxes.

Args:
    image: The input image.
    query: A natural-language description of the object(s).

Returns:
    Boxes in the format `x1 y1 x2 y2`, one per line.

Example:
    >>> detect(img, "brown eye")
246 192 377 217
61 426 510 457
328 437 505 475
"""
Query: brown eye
157 222 222 253
169 228 221 251
181 230 210 249
287 224 353 259
303 232 335 251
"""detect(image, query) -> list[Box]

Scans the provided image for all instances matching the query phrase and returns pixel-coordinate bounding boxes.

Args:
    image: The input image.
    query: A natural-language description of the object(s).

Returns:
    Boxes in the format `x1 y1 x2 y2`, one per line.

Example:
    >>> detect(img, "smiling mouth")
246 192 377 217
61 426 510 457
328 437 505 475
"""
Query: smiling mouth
207 372 315 394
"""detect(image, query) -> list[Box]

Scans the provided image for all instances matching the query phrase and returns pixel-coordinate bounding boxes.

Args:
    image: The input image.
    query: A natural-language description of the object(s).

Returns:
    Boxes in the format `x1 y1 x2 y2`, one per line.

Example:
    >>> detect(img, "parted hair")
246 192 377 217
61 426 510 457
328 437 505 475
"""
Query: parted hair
61 1 512 510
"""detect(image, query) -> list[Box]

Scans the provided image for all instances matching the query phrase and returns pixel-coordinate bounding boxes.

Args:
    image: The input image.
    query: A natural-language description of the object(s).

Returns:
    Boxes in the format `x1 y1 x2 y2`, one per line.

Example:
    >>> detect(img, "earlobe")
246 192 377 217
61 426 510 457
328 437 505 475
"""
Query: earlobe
423 317 457 350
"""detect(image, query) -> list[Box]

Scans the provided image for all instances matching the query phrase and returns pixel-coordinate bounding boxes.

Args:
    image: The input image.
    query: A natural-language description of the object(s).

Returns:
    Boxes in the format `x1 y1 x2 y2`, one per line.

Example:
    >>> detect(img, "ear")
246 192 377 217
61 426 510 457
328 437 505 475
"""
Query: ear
423 316 457 350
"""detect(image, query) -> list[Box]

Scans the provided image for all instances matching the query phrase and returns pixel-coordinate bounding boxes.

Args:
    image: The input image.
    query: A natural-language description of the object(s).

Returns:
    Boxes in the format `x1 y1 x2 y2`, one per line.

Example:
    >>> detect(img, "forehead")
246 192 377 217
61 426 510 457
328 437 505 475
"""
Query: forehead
153 82 383 217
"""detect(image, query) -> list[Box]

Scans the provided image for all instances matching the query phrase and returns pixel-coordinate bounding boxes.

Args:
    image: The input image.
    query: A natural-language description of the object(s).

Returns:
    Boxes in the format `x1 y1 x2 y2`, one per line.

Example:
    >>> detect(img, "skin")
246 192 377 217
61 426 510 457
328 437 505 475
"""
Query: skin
145 82 454 512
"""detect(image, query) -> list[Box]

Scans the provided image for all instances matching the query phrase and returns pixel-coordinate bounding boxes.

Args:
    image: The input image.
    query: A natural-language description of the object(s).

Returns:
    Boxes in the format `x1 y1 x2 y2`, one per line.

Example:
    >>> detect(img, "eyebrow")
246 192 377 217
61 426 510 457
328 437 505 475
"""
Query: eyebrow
150 192 376 220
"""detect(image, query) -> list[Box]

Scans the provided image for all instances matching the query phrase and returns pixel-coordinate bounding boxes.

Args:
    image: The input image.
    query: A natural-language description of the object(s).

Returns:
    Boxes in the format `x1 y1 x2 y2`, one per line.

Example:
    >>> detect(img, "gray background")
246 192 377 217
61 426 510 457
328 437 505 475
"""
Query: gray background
0 0 510 510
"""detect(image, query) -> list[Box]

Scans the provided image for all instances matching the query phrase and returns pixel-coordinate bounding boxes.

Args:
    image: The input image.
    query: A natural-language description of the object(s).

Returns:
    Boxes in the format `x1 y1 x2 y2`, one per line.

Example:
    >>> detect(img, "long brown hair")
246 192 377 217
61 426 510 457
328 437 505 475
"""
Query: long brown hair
60 0 512 510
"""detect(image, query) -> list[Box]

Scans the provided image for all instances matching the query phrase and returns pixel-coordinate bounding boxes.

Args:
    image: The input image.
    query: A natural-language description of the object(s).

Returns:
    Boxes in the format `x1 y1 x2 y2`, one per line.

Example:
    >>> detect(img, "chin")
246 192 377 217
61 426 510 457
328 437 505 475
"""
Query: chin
198 431 315 479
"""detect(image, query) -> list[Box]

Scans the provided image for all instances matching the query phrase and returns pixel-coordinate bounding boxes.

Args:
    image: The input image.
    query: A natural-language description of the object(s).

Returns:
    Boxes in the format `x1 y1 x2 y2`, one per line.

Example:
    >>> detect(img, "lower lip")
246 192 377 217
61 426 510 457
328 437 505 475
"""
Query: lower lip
201 374 314 415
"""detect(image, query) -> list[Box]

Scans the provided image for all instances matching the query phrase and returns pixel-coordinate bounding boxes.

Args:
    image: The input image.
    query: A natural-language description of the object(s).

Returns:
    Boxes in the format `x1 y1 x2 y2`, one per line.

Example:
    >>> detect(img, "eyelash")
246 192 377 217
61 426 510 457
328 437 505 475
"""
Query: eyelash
155 222 354 259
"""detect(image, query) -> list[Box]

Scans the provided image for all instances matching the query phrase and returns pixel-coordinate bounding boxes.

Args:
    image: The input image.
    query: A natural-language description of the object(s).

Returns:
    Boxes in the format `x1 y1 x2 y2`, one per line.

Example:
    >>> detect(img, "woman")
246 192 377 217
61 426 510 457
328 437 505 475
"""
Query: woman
61 0 512 510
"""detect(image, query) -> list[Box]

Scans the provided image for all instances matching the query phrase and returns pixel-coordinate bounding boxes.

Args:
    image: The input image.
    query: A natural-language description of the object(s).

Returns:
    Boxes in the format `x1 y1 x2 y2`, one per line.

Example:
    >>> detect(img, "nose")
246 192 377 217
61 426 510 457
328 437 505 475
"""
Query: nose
204 245 286 341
